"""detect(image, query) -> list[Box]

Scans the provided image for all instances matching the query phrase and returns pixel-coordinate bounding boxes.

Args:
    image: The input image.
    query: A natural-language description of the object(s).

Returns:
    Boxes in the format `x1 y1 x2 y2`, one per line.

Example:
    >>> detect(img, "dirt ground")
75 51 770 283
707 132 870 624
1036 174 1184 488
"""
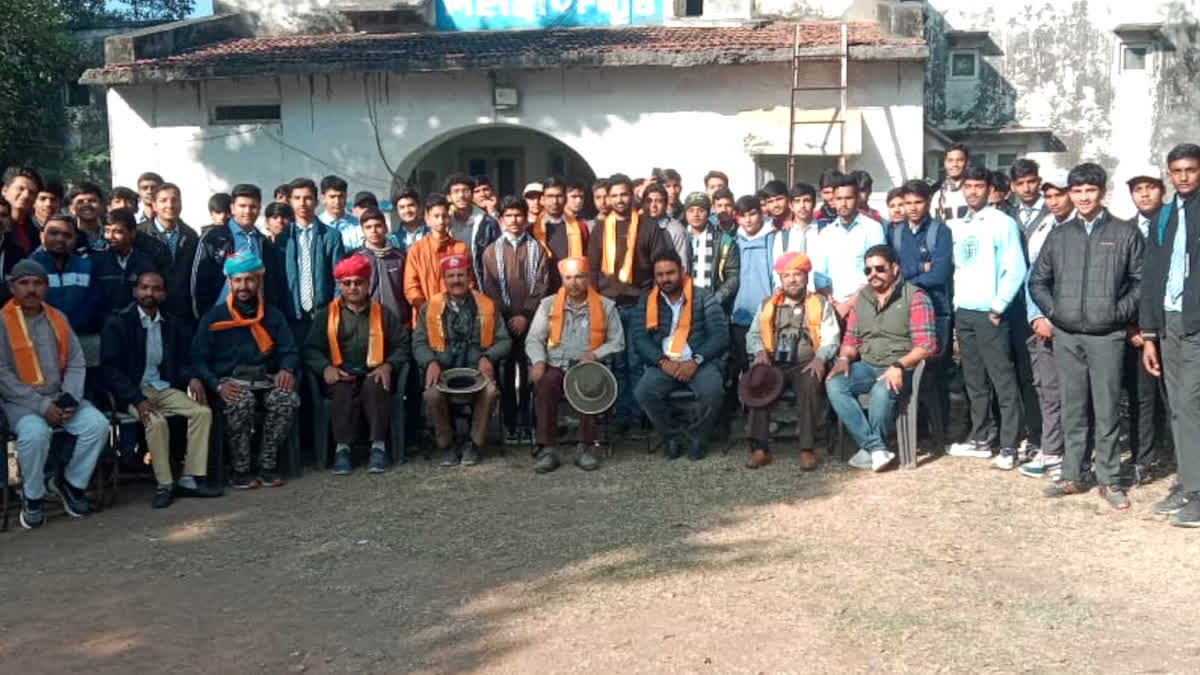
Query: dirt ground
3 440 1200 674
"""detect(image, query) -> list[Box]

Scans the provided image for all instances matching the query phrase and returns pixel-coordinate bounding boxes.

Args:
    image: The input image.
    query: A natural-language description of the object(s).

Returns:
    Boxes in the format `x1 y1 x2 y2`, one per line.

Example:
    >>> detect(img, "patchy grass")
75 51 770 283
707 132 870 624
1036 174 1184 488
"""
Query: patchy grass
2 442 1199 674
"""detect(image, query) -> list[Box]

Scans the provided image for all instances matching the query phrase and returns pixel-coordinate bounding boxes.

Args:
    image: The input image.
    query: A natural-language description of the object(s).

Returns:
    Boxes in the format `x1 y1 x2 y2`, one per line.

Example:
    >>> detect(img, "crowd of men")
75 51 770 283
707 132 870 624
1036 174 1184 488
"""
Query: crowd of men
1 140 1198 531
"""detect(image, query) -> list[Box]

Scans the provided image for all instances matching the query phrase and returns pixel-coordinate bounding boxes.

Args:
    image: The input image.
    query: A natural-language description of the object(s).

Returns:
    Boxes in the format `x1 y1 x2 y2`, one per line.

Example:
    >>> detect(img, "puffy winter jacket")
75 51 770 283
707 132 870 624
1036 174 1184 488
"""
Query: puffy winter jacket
1028 209 1143 334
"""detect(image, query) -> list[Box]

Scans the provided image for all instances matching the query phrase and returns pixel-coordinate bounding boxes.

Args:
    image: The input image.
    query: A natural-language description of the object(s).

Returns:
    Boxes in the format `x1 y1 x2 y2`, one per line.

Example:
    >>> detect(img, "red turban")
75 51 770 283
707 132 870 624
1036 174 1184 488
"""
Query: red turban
773 251 812 274
440 253 470 272
333 254 372 281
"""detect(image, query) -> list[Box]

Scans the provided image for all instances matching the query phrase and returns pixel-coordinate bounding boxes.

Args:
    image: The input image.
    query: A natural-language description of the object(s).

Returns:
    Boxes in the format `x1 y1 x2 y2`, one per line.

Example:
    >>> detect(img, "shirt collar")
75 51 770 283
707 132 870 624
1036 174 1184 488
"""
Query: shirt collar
137 305 163 325
153 217 177 235
228 220 257 239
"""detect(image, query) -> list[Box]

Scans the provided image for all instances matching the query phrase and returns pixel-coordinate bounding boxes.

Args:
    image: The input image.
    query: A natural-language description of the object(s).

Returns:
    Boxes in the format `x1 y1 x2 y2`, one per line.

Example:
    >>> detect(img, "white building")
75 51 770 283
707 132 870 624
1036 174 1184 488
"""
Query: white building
81 0 927 226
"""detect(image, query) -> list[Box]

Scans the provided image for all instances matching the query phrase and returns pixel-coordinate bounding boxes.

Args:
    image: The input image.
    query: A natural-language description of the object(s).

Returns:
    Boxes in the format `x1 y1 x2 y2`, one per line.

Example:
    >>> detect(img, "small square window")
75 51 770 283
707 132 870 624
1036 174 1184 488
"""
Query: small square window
949 50 978 79
996 153 1018 170
1123 44 1149 71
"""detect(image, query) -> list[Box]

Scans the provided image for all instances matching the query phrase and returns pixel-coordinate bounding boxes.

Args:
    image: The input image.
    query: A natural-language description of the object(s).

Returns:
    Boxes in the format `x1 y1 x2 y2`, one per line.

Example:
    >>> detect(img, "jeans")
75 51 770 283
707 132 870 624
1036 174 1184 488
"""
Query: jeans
15 402 109 500
613 305 643 421
825 361 910 452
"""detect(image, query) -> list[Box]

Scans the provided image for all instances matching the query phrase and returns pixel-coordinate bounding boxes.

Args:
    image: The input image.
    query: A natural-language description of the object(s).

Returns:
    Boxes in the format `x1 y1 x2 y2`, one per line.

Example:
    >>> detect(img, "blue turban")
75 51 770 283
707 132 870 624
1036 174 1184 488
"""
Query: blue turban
223 250 265 277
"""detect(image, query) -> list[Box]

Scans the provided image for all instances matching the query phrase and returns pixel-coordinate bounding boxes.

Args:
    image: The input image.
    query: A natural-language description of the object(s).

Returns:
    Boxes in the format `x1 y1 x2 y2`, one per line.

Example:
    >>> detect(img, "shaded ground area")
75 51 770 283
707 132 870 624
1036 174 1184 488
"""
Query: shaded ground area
3 443 1200 674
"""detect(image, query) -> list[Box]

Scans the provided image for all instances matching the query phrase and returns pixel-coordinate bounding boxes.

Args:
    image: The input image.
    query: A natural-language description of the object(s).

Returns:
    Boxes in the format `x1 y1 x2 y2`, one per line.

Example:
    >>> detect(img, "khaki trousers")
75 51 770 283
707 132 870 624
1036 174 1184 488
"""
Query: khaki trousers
128 386 213 486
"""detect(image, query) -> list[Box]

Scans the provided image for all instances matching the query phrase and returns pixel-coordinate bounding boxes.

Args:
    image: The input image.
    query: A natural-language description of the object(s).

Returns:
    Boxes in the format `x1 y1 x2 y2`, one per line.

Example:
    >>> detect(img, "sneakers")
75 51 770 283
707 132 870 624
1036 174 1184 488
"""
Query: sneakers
367 448 389 474
231 471 260 489
1043 479 1087 498
870 449 895 472
1153 484 1191 515
1169 497 1200 527
1099 485 1131 511
460 443 480 466
19 495 45 529
519 428 533 445
990 448 1018 471
52 475 90 518
948 440 993 459
439 447 460 467
258 470 285 488
332 450 353 476
847 448 872 470
152 485 174 509
1017 440 1040 463
1018 453 1062 478
503 429 520 446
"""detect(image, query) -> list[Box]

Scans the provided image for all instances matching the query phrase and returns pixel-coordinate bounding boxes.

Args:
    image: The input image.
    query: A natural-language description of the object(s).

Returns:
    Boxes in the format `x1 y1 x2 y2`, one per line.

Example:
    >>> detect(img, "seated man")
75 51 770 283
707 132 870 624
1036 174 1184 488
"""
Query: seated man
743 252 839 470
0 260 109 529
191 251 300 489
825 244 938 472
412 253 511 467
632 251 729 460
525 257 625 473
101 270 222 508
304 255 409 475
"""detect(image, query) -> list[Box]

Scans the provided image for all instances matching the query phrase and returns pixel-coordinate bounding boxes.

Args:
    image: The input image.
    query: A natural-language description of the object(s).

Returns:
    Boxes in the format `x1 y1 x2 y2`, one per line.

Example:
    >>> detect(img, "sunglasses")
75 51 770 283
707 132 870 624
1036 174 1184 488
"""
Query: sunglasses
863 264 889 275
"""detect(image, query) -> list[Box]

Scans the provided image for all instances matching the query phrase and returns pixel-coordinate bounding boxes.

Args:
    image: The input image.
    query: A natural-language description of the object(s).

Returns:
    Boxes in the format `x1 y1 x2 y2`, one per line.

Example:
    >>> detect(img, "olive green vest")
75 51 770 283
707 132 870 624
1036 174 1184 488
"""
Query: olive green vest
855 281 916 367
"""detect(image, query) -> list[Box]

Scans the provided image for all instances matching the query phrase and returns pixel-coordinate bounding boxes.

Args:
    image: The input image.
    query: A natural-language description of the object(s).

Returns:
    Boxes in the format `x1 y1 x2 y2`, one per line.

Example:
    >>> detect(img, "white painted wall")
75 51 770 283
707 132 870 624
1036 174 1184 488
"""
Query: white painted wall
106 59 924 227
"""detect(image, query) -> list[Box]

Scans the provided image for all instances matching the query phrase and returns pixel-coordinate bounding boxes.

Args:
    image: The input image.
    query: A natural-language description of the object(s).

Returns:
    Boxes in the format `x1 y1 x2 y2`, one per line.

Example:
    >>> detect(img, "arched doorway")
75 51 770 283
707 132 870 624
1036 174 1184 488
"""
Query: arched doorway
395 125 596 199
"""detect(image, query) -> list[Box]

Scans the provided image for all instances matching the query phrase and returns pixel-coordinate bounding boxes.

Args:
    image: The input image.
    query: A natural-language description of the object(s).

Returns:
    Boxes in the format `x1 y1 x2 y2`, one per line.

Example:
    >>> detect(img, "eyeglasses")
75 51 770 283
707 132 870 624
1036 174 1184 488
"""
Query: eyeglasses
863 264 889 275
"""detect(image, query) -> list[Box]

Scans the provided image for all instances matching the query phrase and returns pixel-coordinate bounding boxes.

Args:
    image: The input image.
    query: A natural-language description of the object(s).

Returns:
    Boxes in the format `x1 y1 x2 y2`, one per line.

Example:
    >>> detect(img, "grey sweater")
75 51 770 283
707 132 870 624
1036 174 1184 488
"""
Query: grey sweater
0 308 87 421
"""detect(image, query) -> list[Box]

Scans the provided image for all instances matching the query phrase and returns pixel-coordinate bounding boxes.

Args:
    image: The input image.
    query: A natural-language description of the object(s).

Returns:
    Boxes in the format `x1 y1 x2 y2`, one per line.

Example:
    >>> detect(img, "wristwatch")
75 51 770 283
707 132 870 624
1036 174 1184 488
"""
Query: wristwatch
890 360 905 371
693 354 704 365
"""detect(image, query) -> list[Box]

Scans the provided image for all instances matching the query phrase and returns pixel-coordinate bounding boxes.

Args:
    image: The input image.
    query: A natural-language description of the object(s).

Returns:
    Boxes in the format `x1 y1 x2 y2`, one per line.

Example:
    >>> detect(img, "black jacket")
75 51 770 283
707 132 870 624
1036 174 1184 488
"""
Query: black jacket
0 232 25 305
1029 209 1143 334
191 223 285 320
137 219 201 326
101 304 195 410
631 282 730 369
1141 194 1200 338
91 247 159 316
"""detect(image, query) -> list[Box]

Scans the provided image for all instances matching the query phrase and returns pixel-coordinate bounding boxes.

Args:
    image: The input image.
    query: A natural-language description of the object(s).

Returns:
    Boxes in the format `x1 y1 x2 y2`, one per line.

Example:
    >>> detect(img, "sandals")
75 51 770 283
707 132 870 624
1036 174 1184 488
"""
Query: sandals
1099 485 1131 511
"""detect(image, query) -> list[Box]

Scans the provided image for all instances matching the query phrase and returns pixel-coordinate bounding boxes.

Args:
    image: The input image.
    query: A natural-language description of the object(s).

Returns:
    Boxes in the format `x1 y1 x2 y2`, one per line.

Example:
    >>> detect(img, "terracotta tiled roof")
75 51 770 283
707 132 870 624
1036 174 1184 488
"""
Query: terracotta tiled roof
82 21 925 84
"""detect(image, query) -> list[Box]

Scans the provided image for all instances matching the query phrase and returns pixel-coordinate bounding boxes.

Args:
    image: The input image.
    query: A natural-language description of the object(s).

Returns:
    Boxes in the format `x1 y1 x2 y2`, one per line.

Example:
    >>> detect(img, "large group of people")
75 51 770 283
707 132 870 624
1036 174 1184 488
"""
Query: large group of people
1 140 1198 531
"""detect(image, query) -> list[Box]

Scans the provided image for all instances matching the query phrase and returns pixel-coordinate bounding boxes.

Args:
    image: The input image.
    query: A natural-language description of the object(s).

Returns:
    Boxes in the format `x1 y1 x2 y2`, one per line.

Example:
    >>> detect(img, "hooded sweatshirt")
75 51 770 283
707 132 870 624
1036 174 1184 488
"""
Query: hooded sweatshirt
731 224 776 327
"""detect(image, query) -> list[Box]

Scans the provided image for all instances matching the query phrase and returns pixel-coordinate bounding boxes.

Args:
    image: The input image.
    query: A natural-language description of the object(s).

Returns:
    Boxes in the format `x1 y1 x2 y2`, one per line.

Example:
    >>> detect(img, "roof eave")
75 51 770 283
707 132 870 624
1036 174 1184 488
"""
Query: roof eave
80 43 927 86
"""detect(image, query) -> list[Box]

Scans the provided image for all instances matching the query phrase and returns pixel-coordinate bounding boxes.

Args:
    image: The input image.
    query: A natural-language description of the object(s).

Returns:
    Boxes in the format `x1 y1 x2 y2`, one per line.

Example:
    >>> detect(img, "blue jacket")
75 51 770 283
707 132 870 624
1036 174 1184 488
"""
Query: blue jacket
30 249 101 334
730 227 776 327
888 216 953 316
278 220 345 320
190 299 299 391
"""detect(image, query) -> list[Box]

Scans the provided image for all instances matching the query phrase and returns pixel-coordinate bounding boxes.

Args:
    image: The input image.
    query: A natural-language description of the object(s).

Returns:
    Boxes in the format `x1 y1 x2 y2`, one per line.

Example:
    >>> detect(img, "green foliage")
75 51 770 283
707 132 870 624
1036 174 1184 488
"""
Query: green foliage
0 0 78 171
57 0 195 25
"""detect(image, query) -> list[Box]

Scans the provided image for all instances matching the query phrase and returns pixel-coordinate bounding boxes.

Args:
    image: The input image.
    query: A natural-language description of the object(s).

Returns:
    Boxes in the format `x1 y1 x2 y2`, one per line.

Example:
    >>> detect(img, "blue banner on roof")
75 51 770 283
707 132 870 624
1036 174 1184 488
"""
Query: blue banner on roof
435 0 664 31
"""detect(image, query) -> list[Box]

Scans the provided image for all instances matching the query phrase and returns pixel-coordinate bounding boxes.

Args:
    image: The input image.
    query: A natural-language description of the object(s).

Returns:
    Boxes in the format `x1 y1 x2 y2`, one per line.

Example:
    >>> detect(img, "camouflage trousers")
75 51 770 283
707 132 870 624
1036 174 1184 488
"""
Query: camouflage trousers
219 379 300 473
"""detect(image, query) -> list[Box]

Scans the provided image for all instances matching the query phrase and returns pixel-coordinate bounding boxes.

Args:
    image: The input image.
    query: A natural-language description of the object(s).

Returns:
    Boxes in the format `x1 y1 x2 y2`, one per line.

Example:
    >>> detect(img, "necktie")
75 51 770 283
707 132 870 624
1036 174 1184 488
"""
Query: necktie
300 229 314 312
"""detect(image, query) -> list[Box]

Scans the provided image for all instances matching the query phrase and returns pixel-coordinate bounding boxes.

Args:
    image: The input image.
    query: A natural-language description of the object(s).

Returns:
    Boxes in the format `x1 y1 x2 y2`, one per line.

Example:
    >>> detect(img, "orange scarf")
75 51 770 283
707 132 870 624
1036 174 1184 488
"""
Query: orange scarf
760 291 824 353
208 293 273 354
547 287 606 352
426 290 495 352
645 276 694 359
531 214 585 259
2 300 69 387
327 299 384 369
601 211 639 283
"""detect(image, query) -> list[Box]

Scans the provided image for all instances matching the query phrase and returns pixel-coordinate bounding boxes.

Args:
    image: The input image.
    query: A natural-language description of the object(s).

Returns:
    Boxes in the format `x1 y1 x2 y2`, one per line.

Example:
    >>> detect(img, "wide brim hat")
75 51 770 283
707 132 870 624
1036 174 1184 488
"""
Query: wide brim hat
563 361 618 415
437 368 488 395
738 363 785 408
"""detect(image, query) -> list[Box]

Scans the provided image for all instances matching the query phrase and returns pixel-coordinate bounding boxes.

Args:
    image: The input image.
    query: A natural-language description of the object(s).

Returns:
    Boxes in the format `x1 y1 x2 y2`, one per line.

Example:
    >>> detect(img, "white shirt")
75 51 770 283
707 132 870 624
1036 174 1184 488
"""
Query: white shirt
138 306 169 391
662 292 694 360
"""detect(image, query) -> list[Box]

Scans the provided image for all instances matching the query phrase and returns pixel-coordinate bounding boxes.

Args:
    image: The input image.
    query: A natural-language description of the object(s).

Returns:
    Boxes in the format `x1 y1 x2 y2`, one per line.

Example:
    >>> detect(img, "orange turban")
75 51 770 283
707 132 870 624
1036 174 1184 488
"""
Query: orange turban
557 256 588 276
773 251 811 274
